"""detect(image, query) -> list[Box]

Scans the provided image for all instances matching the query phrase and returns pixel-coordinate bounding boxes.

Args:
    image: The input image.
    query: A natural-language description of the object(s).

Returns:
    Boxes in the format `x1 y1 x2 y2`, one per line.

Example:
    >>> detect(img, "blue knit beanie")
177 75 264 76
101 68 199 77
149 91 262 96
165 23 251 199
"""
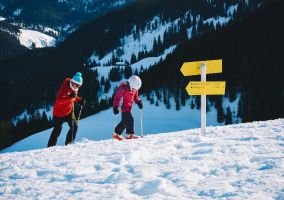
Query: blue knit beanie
71 72 83 85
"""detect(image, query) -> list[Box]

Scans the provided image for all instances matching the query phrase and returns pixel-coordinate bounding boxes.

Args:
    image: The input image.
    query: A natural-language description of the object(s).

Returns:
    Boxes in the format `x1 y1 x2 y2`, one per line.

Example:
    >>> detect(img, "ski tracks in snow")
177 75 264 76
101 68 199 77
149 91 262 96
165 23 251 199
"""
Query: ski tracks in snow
0 119 284 199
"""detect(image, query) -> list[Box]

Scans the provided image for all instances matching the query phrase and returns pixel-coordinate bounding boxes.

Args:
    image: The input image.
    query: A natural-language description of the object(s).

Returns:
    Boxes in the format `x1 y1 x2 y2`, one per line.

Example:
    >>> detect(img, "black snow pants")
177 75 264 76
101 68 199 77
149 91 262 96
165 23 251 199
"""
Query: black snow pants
114 111 134 135
47 112 78 147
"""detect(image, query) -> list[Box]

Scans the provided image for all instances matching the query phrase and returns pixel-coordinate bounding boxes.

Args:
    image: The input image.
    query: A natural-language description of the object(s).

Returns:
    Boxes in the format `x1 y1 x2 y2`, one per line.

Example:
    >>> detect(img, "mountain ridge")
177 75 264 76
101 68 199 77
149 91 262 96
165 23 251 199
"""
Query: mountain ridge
0 0 136 39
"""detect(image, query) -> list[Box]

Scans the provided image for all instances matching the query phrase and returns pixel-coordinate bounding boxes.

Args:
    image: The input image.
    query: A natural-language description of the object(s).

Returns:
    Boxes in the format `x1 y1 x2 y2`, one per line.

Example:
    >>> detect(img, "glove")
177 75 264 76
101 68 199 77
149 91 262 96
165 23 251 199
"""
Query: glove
138 101 143 109
69 91 76 98
113 106 119 115
78 98 86 106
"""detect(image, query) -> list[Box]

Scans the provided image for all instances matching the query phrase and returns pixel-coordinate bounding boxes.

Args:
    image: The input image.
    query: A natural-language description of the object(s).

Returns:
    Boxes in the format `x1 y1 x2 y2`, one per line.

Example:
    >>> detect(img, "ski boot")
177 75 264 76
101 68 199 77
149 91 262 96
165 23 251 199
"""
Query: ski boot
112 133 124 141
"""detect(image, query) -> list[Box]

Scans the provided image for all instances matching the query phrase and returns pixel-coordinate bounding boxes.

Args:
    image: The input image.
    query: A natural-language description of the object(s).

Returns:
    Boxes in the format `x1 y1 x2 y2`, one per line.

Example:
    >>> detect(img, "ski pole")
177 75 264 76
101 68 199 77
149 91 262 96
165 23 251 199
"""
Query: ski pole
77 104 84 122
140 109 143 138
113 114 118 136
71 102 75 144
75 102 85 142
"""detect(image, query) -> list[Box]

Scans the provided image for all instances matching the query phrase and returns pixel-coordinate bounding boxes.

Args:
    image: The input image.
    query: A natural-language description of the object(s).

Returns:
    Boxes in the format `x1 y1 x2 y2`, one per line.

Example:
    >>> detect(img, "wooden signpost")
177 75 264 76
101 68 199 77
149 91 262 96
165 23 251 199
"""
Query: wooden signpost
180 59 225 135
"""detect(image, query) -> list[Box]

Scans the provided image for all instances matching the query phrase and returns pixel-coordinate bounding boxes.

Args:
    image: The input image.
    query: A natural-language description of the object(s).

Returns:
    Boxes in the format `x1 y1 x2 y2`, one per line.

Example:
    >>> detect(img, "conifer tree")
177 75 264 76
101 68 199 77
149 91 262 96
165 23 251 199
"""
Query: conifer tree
225 106 233 125
150 95 155 105
130 53 137 64
109 67 122 82
104 78 111 93
195 96 201 110
134 68 139 76
100 76 105 85
166 98 171 109
0 120 16 149
180 89 186 107
155 99 159 106
190 99 195 109
217 105 225 123
124 65 132 79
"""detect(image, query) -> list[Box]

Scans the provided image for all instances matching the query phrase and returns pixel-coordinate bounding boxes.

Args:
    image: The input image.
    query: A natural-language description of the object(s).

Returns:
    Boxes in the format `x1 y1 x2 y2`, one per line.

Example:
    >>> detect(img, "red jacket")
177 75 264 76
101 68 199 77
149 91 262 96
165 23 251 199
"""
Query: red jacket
53 78 81 117
113 82 141 112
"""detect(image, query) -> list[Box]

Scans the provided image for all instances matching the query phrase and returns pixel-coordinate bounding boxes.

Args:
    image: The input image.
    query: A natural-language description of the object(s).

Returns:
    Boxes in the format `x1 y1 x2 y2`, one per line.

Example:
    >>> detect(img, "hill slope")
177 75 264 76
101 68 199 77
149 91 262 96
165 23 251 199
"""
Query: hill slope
1 98 226 153
0 119 283 199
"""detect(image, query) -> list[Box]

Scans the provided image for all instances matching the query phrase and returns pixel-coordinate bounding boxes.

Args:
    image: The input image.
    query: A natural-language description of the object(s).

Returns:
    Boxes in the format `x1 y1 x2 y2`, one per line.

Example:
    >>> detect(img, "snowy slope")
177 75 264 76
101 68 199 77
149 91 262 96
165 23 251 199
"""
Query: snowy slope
3 97 224 153
10 44 240 153
0 119 283 199
18 29 56 49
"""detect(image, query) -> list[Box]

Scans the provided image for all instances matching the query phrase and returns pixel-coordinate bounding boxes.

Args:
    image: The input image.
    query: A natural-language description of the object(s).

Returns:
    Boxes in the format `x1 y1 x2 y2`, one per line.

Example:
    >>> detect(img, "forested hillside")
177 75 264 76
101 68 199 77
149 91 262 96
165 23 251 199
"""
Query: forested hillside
0 0 261 120
139 0 284 122
0 21 28 60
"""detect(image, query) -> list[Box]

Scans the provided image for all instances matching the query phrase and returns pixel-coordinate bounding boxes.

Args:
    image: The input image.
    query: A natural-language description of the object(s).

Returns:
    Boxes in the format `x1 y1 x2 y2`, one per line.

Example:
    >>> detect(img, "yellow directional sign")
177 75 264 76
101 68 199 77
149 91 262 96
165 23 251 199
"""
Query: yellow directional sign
186 81 226 95
180 59 222 76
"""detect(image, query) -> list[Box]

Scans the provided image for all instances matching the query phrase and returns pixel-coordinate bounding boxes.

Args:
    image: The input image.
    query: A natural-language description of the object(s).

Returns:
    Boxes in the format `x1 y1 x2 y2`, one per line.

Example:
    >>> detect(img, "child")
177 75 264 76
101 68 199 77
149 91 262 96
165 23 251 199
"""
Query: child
112 75 143 140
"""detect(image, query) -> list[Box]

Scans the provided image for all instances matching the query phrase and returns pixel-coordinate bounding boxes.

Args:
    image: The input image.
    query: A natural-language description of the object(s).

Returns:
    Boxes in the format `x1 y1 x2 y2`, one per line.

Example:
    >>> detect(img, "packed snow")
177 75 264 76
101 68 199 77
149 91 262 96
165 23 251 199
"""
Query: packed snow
18 29 56 49
0 119 283 199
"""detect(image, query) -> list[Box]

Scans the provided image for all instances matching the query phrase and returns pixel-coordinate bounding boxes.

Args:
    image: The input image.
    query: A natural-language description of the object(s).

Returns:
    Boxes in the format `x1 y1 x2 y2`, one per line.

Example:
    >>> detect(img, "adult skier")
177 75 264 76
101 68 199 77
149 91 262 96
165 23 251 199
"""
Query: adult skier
47 72 85 147
112 75 143 140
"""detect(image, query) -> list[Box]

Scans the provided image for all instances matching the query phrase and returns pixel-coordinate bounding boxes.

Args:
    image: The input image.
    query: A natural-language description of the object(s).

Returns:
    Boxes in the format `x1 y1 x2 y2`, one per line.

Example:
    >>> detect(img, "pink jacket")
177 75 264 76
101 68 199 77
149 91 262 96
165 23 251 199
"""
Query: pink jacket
113 82 141 112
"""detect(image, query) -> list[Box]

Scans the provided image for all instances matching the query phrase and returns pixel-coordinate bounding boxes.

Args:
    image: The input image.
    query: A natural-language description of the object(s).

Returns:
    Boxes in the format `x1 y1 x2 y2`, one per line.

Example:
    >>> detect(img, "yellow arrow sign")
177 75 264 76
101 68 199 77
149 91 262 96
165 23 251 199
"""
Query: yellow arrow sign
186 81 226 95
180 59 222 76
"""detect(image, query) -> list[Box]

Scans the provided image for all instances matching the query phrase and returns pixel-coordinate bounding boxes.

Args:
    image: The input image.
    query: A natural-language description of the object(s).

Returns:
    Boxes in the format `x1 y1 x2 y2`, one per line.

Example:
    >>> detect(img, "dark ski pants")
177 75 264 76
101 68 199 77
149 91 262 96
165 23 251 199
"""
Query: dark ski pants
114 112 134 135
47 112 78 147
